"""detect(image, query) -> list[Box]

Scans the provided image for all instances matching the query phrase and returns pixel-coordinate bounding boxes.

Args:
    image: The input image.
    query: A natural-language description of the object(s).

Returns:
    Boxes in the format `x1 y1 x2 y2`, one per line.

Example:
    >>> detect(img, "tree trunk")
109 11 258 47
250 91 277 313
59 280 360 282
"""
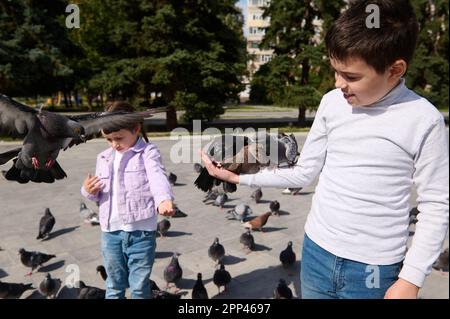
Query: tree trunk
166 105 178 131
298 106 306 126
63 91 69 108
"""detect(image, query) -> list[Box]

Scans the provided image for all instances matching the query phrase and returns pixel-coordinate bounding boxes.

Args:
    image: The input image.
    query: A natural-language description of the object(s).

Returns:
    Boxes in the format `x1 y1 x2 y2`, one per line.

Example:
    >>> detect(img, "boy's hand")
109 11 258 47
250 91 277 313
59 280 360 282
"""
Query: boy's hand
158 200 174 217
384 278 419 299
200 150 239 184
83 173 104 195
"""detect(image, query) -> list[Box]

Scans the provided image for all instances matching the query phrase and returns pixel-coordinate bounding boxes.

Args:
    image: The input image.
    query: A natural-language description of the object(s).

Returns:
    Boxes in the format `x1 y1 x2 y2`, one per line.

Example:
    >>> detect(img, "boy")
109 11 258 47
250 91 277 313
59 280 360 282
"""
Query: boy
201 0 448 298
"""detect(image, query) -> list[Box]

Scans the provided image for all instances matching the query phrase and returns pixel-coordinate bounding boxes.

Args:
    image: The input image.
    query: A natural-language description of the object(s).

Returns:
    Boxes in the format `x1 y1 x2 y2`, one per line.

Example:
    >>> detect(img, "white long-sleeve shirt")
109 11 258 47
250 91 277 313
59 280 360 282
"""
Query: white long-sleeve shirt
239 79 449 287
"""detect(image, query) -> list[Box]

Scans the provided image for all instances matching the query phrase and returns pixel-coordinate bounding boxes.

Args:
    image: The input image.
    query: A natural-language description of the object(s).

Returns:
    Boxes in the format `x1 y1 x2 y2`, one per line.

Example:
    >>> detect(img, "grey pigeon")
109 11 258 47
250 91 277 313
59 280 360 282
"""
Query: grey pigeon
157 219 171 238
80 202 99 225
164 253 183 291
36 208 55 240
168 172 177 185
269 200 280 216
0 94 166 183
432 248 449 272
213 263 231 295
240 230 255 252
202 188 220 203
226 203 253 223
151 280 186 299
19 248 56 276
192 273 208 299
38 273 61 299
273 279 293 299
0 281 34 299
208 237 225 265
213 193 228 208
76 281 105 299
251 188 263 203
194 163 203 173
96 265 107 281
279 241 296 268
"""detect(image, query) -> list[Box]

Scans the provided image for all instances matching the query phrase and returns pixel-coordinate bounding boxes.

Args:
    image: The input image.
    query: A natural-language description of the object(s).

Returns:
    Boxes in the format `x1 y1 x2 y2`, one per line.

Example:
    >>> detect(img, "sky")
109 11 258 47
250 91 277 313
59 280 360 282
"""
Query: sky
236 0 248 35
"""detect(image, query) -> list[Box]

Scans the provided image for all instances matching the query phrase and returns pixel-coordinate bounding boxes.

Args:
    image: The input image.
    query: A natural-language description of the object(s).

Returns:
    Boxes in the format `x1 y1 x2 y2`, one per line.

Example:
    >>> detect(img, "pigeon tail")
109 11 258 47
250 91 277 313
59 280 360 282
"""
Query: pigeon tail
3 159 66 183
194 167 215 192
0 147 21 165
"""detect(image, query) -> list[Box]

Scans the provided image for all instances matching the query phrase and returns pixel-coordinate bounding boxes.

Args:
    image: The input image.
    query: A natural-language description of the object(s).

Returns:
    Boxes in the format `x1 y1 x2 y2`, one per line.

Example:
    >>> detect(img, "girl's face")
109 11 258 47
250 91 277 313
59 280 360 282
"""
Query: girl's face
103 126 140 153
330 57 404 107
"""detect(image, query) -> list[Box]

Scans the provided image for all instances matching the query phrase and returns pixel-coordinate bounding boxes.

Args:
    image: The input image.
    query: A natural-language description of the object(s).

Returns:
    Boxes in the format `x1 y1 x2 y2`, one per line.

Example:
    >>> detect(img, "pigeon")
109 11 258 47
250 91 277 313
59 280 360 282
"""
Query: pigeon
251 188 263 203
36 208 55 240
282 188 302 195
150 280 185 299
172 205 188 218
202 188 220 203
226 203 253 223
38 273 61 299
192 273 208 299
243 212 271 232
0 281 34 299
157 219 171 238
80 202 99 225
96 265 107 281
208 237 226 265
19 248 56 276
213 263 231 295
212 193 228 208
164 253 183 291
168 172 177 185
273 279 293 299
432 248 449 272
194 163 203 173
279 241 296 268
0 94 166 183
76 281 105 299
240 230 255 252
269 200 280 216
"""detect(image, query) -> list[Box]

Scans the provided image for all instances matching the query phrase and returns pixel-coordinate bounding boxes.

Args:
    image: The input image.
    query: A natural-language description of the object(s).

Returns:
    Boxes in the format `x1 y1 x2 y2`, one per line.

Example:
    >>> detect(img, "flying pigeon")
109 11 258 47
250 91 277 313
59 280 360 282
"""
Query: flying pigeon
213 263 231 295
0 281 34 299
38 273 61 299
80 202 99 225
192 273 208 299
226 203 253 223
432 248 449 272
19 248 56 276
243 212 271 232
76 281 105 299
208 237 225 265
157 219 171 238
269 200 280 216
279 241 296 268
36 208 55 240
239 230 255 253
164 253 183 291
0 94 166 183
273 279 293 299
251 188 263 203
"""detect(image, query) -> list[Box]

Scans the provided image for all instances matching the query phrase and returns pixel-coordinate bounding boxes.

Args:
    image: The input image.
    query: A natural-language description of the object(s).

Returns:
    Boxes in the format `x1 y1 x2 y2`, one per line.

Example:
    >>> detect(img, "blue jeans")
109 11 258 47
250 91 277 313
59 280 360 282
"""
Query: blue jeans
300 234 402 299
101 230 156 299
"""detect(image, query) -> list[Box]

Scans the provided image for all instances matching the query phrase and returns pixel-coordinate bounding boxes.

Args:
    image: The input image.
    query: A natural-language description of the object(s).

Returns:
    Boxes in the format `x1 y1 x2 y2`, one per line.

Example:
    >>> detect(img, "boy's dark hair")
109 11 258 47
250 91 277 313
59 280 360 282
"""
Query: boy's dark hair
103 100 148 142
325 0 419 73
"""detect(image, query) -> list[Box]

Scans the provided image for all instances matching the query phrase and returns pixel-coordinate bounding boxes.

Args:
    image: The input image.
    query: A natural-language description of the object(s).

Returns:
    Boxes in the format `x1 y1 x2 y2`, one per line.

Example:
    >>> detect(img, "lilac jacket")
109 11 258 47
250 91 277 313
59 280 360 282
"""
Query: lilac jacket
81 138 174 230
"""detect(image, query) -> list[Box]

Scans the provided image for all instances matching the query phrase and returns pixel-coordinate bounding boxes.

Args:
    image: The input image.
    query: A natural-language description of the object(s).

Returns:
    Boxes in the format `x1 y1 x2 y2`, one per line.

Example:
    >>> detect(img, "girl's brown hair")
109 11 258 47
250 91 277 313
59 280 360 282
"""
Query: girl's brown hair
103 100 148 142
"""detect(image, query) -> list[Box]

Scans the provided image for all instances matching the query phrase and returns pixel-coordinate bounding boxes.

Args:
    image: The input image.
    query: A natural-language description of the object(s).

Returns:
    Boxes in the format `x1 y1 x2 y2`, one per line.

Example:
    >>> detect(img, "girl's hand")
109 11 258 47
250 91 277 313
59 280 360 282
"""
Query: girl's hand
83 173 104 195
199 150 239 184
158 200 174 217
384 278 419 299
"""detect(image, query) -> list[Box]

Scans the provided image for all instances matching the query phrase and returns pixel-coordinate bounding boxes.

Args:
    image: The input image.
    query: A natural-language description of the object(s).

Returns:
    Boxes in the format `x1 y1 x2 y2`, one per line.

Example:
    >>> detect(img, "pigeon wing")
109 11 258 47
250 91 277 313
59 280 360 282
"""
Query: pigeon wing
0 94 38 138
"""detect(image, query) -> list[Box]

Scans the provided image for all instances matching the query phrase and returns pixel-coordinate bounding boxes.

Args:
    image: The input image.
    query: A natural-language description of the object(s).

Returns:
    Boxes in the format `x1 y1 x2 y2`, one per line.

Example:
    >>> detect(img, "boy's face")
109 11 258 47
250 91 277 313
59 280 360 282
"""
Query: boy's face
330 57 402 107
102 127 140 153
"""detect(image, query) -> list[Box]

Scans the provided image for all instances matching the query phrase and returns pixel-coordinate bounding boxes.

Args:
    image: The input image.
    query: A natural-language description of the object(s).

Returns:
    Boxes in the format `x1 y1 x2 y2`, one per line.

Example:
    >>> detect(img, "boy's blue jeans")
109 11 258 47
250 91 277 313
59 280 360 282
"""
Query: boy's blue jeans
300 233 403 299
101 230 156 299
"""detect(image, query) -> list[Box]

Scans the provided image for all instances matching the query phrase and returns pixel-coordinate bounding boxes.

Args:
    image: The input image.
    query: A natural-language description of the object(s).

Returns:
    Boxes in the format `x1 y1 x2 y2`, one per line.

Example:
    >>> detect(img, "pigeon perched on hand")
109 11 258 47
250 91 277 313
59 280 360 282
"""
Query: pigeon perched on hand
76 281 105 299
192 273 208 299
273 279 293 299
38 273 61 299
0 281 34 299
157 219 171 238
269 200 280 216
240 230 255 253
432 248 449 272
19 248 56 276
226 203 253 223
213 263 231 295
251 188 263 203
243 212 271 232
36 208 55 240
279 241 296 268
80 202 99 225
164 253 183 291
208 238 225 265
0 94 166 183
